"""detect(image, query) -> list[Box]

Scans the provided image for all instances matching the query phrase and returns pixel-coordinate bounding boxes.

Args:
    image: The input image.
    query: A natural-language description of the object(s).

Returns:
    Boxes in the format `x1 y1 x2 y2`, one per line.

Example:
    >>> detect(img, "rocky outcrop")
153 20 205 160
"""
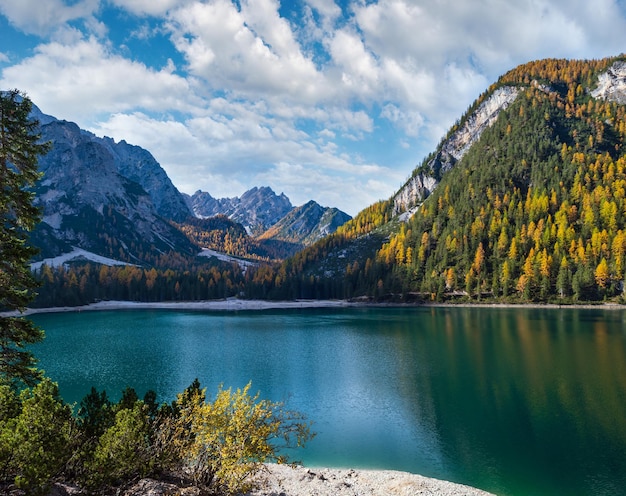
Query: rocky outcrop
591 61 626 104
100 137 191 222
392 173 438 216
393 86 520 216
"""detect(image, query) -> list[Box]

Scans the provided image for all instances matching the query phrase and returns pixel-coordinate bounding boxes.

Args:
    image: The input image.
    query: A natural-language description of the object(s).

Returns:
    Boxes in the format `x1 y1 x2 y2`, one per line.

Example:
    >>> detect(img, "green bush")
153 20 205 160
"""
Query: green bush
87 403 153 489
0 379 72 495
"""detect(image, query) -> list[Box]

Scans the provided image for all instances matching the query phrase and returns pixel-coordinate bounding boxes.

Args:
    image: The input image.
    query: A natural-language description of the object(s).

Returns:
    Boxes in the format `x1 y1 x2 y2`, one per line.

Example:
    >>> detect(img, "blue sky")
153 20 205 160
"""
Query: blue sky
1 0 626 216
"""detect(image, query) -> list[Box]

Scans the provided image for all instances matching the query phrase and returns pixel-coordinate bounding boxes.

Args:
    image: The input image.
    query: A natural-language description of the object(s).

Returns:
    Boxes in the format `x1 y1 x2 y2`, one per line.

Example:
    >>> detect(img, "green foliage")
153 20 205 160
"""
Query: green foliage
76 386 114 440
0 379 72 495
5 378 313 495
33 257 246 307
87 403 153 488
0 89 50 386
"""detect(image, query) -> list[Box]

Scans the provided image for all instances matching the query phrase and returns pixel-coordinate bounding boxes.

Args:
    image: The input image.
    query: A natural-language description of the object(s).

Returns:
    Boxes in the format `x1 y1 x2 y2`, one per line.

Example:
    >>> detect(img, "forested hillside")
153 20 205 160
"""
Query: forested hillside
254 57 626 303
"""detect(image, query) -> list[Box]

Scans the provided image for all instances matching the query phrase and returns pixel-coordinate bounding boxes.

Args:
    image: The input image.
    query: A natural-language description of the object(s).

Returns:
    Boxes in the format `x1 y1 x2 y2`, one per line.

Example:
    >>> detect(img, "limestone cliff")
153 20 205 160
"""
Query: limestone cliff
393 86 520 215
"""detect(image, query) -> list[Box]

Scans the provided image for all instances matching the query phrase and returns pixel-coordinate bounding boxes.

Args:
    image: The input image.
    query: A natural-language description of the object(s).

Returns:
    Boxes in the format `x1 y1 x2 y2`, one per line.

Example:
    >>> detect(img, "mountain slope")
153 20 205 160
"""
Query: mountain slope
257 56 626 303
31 113 195 263
188 187 352 256
258 200 352 247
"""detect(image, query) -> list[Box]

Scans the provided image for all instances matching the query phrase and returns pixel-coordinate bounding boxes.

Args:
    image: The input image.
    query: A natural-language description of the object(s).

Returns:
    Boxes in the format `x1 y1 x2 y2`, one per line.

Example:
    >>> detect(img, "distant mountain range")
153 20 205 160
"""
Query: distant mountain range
26 105 351 264
189 188 351 247
189 187 293 236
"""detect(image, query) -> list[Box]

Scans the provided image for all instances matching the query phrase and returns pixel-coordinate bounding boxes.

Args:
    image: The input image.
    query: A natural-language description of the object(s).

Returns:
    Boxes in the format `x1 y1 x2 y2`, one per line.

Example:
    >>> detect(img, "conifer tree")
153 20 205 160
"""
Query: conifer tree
0 89 50 386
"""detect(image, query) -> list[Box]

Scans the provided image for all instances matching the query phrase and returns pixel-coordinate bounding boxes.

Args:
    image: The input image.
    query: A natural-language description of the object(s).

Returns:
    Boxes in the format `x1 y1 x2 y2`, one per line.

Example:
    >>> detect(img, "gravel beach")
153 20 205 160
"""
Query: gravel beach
244 464 495 496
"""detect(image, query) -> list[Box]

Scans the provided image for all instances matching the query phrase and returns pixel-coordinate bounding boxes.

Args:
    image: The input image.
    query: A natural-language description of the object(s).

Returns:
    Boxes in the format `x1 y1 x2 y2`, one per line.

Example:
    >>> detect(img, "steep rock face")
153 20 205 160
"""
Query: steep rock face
393 85 520 215
30 105 191 223
259 200 352 246
33 117 194 260
392 174 438 217
99 137 191 222
591 61 626 104
191 187 293 236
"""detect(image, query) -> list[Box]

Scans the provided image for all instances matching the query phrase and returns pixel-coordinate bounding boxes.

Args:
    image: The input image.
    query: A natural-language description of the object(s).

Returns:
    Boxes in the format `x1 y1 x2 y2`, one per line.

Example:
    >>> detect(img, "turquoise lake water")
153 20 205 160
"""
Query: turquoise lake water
30 306 626 496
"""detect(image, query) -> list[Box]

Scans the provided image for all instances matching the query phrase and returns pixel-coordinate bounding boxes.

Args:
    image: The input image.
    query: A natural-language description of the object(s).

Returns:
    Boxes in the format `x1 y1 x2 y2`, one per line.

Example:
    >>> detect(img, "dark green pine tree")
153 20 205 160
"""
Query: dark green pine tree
0 89 50 387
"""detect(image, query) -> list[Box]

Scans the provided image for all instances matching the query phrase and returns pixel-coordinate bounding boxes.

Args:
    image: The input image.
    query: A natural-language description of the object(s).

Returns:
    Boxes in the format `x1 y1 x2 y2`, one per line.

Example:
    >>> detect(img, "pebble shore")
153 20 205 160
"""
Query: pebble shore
244 464 495 496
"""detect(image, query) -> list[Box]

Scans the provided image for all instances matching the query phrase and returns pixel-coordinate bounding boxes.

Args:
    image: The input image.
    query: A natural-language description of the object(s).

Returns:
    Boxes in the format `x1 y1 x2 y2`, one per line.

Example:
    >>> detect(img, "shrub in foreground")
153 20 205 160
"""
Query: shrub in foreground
0 378 313 495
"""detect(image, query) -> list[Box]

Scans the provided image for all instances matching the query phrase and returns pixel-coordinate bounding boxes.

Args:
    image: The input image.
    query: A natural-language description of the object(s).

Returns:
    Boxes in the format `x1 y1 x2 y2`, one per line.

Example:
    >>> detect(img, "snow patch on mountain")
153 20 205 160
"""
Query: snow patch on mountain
31 248 133 271
198 249 258 271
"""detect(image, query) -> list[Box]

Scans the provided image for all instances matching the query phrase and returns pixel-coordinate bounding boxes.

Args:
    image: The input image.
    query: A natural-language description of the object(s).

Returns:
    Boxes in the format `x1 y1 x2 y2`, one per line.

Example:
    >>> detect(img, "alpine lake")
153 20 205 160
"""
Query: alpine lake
30 305 626 496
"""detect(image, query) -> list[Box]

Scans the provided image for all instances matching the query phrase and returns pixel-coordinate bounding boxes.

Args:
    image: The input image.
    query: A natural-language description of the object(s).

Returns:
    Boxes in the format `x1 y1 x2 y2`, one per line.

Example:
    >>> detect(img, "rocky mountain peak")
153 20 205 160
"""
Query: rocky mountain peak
191 187 293 236
258 200 352 247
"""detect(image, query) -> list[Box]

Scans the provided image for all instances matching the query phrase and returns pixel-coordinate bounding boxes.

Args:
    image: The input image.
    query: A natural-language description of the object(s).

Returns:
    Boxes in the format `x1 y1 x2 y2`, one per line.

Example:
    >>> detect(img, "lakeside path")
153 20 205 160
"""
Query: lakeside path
3 298 356 316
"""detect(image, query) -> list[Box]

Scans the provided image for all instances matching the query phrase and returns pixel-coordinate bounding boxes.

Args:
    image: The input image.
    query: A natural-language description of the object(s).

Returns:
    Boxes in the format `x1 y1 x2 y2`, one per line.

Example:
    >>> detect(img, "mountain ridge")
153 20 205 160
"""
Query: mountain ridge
189 187 352 249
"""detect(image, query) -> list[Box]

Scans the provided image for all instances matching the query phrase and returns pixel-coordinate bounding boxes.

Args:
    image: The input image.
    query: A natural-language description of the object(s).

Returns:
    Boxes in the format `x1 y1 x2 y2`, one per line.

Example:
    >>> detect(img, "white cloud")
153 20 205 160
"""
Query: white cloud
380 104 424 137
166 0 327 103
3 0 626 216
255 161 398 212
305 0 342 24
0 0 98 35
328 29 380 97
0 36 197 124
109 0 188 17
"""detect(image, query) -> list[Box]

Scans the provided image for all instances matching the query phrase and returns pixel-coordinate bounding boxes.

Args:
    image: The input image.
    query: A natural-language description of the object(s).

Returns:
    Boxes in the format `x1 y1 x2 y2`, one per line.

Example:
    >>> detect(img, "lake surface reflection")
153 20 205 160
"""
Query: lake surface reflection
30 306 626 496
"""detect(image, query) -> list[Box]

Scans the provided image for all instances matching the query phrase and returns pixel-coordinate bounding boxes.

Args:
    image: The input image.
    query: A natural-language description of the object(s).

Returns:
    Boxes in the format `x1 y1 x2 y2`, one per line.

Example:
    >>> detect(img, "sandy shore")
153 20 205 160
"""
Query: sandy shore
5 297 626 317
241 464 496 496
2 298 357 317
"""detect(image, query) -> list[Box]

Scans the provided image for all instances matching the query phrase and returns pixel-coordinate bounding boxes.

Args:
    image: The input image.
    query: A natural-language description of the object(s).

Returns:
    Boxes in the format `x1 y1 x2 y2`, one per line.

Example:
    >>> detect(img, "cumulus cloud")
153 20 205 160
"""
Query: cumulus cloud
166 0 327 103
0 0 98 35
0 35 197 124
305 0 342 24
109 0 188 17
